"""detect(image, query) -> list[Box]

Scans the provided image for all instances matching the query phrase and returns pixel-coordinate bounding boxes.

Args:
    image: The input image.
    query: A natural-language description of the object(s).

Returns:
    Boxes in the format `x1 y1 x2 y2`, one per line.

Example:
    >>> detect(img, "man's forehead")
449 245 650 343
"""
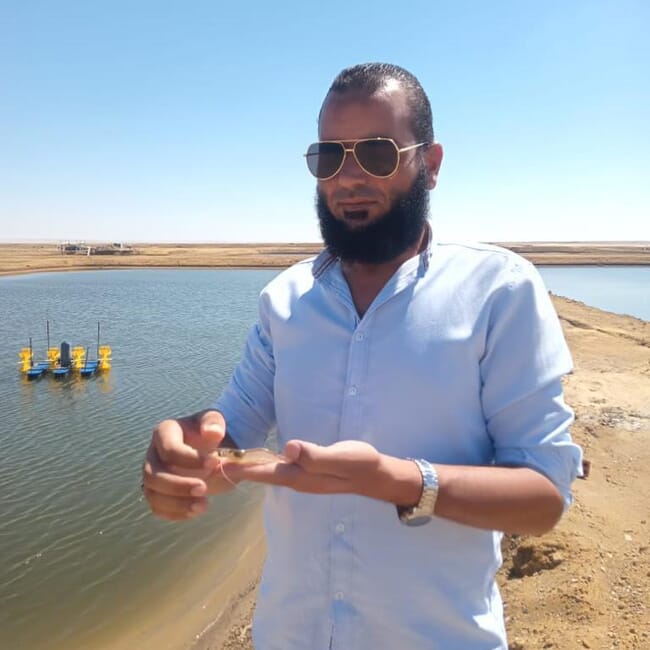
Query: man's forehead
321 81 407 112
319 84 411 137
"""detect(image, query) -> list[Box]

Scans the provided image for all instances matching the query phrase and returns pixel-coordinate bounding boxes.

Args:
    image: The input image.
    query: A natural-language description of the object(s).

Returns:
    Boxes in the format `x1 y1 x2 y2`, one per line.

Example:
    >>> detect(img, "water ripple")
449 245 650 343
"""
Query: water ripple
0 269 278 649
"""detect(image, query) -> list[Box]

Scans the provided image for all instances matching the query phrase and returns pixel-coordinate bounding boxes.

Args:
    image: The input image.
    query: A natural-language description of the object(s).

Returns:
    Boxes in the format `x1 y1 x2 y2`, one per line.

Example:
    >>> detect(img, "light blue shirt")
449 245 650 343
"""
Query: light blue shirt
215 236 582 650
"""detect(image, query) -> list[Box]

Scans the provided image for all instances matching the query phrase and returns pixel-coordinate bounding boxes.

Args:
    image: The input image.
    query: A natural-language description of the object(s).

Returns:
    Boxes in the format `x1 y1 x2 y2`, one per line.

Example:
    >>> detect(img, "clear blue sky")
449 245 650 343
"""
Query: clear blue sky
1 1 648 243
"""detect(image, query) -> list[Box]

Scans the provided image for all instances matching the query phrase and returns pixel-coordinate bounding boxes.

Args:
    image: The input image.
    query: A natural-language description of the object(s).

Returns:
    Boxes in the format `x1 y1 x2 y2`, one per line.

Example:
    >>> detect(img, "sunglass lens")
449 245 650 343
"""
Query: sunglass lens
355 139 399 177
305 142 345 179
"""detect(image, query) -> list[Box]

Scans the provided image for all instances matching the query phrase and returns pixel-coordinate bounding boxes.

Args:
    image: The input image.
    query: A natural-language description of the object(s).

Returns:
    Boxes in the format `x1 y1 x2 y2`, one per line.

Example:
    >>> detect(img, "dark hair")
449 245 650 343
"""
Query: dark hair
323 63 434 143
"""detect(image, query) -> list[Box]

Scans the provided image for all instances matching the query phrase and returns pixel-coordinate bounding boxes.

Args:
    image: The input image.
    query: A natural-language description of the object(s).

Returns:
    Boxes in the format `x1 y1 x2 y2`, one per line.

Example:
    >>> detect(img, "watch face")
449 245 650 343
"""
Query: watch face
402 514 432 527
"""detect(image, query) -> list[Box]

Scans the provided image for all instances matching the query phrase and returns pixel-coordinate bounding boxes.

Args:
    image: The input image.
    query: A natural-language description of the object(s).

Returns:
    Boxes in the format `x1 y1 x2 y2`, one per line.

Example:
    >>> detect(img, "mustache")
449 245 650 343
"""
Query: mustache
328 188 379 202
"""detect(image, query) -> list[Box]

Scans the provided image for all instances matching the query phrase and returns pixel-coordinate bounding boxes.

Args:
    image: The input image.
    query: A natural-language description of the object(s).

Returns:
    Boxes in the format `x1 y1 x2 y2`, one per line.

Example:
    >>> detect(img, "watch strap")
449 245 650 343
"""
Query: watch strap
397 458 439 526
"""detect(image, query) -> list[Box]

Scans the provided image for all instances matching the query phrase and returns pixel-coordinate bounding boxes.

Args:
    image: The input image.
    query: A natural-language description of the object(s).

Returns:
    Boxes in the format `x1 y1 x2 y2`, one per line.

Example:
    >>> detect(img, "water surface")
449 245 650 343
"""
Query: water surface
538 265 649 321
0 269 279 650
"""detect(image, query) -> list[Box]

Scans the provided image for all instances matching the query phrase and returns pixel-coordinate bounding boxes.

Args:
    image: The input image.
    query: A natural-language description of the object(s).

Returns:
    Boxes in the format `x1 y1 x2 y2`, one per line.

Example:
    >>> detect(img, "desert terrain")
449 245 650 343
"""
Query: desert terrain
0 241 648 277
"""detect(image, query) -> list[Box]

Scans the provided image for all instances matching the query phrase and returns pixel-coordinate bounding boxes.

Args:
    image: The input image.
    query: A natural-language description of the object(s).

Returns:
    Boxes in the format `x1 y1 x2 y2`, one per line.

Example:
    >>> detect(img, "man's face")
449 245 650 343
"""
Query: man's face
315 85 442 263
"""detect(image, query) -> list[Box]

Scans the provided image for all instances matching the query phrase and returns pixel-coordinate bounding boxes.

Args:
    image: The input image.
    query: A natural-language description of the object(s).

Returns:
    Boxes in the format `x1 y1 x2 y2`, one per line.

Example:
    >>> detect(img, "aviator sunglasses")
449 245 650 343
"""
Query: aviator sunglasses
304 137 428 180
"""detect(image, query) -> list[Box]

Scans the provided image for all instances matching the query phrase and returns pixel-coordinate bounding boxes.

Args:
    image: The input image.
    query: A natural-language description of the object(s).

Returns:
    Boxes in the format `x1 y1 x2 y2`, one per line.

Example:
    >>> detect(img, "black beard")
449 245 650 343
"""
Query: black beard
316 168 429 264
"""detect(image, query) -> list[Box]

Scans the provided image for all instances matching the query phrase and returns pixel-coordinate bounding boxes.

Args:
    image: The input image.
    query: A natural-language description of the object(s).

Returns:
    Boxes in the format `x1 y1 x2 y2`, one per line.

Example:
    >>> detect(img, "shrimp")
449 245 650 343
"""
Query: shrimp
214 447 285 466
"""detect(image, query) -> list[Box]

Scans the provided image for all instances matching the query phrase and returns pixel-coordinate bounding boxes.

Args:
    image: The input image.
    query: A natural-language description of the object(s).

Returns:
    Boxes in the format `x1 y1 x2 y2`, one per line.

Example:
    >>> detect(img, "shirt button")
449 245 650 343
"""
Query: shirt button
335 522 345 534
348 385 358 396
355 332 364 341
335 591 344 600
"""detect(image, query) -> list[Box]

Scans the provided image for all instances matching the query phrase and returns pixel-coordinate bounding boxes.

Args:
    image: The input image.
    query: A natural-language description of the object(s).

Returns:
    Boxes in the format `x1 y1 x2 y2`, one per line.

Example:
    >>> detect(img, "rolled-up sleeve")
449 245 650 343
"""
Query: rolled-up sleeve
212 290 277 449
480 259 583 507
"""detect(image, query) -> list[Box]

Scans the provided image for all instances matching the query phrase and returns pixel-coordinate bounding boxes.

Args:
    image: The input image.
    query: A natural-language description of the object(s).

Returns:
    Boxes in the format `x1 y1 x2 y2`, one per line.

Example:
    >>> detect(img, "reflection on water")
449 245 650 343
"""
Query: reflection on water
28 370 115 395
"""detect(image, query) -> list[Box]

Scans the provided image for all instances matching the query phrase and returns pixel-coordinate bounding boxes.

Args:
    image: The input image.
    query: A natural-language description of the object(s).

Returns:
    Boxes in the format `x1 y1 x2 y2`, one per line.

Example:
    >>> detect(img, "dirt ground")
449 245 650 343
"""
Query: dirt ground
0 242 323 275
498 296 650 650
197 296 650 650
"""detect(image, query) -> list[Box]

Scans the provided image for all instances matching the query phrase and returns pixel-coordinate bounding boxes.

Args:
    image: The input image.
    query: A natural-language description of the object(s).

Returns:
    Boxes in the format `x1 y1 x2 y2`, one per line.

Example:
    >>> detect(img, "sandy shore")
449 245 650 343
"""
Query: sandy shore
498 296 650 649
0 241 648 276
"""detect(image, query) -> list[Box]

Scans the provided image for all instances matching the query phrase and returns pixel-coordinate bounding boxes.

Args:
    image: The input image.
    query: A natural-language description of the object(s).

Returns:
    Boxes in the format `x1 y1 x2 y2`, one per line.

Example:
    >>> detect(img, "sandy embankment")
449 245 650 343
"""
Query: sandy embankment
185 296 650 650
0 241 648 277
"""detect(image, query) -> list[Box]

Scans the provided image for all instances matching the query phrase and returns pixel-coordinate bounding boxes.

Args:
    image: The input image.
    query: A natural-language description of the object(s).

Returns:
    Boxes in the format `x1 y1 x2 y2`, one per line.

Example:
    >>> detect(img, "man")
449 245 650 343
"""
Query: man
143 63 582 649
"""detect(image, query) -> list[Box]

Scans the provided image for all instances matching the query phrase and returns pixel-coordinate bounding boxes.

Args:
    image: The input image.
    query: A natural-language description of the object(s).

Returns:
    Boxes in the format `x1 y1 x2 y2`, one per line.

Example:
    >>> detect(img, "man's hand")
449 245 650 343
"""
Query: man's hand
218 439 567 535
142 410 237 521
218 440 414 502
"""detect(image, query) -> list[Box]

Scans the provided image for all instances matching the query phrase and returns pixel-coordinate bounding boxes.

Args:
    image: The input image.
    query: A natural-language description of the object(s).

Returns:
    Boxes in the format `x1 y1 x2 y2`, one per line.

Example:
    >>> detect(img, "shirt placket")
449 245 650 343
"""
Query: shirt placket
325 279 369 649
323 261 420 650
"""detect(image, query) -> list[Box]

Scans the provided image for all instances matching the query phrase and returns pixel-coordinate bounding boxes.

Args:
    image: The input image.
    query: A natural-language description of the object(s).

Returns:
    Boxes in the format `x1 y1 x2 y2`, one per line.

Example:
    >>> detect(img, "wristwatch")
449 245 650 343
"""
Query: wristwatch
397 459 439 526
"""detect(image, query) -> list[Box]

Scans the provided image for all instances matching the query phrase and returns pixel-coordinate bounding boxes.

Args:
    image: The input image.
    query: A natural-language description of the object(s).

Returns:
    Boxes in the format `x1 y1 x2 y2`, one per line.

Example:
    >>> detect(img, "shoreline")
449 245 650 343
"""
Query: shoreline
1 241 648 277
92 502 267 650
5 251 648 648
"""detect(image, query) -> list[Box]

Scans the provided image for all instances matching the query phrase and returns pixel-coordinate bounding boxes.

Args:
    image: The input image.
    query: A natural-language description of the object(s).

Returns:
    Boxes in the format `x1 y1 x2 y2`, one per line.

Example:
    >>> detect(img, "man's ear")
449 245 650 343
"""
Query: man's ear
424 143 443 190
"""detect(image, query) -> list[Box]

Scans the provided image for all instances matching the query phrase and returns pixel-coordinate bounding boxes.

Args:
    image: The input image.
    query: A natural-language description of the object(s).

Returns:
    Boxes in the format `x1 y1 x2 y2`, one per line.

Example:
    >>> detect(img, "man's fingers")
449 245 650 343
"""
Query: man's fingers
287 439 380 477
143 446 208 497
180 410 226 453
225 461 347 493
153 419 207 470
142 448 209 520
198 410 226 441
143 488 208 521
143 411 230 521
157 440 206 469
144 466 208 498
204 467 240 495
285 440 348 477
223 461 296 484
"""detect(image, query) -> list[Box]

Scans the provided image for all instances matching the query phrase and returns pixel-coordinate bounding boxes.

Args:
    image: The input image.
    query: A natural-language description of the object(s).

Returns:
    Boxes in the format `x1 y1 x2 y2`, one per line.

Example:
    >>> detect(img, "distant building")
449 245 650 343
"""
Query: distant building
58 241 134 255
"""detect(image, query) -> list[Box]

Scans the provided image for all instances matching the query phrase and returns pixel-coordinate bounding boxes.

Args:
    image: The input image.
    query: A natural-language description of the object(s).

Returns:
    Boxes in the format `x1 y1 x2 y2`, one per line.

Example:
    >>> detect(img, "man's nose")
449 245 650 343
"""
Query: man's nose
337 149 367 182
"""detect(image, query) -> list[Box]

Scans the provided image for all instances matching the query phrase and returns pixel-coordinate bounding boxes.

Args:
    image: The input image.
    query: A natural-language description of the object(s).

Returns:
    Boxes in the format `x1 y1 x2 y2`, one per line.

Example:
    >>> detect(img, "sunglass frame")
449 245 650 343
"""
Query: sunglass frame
304 137 428 180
